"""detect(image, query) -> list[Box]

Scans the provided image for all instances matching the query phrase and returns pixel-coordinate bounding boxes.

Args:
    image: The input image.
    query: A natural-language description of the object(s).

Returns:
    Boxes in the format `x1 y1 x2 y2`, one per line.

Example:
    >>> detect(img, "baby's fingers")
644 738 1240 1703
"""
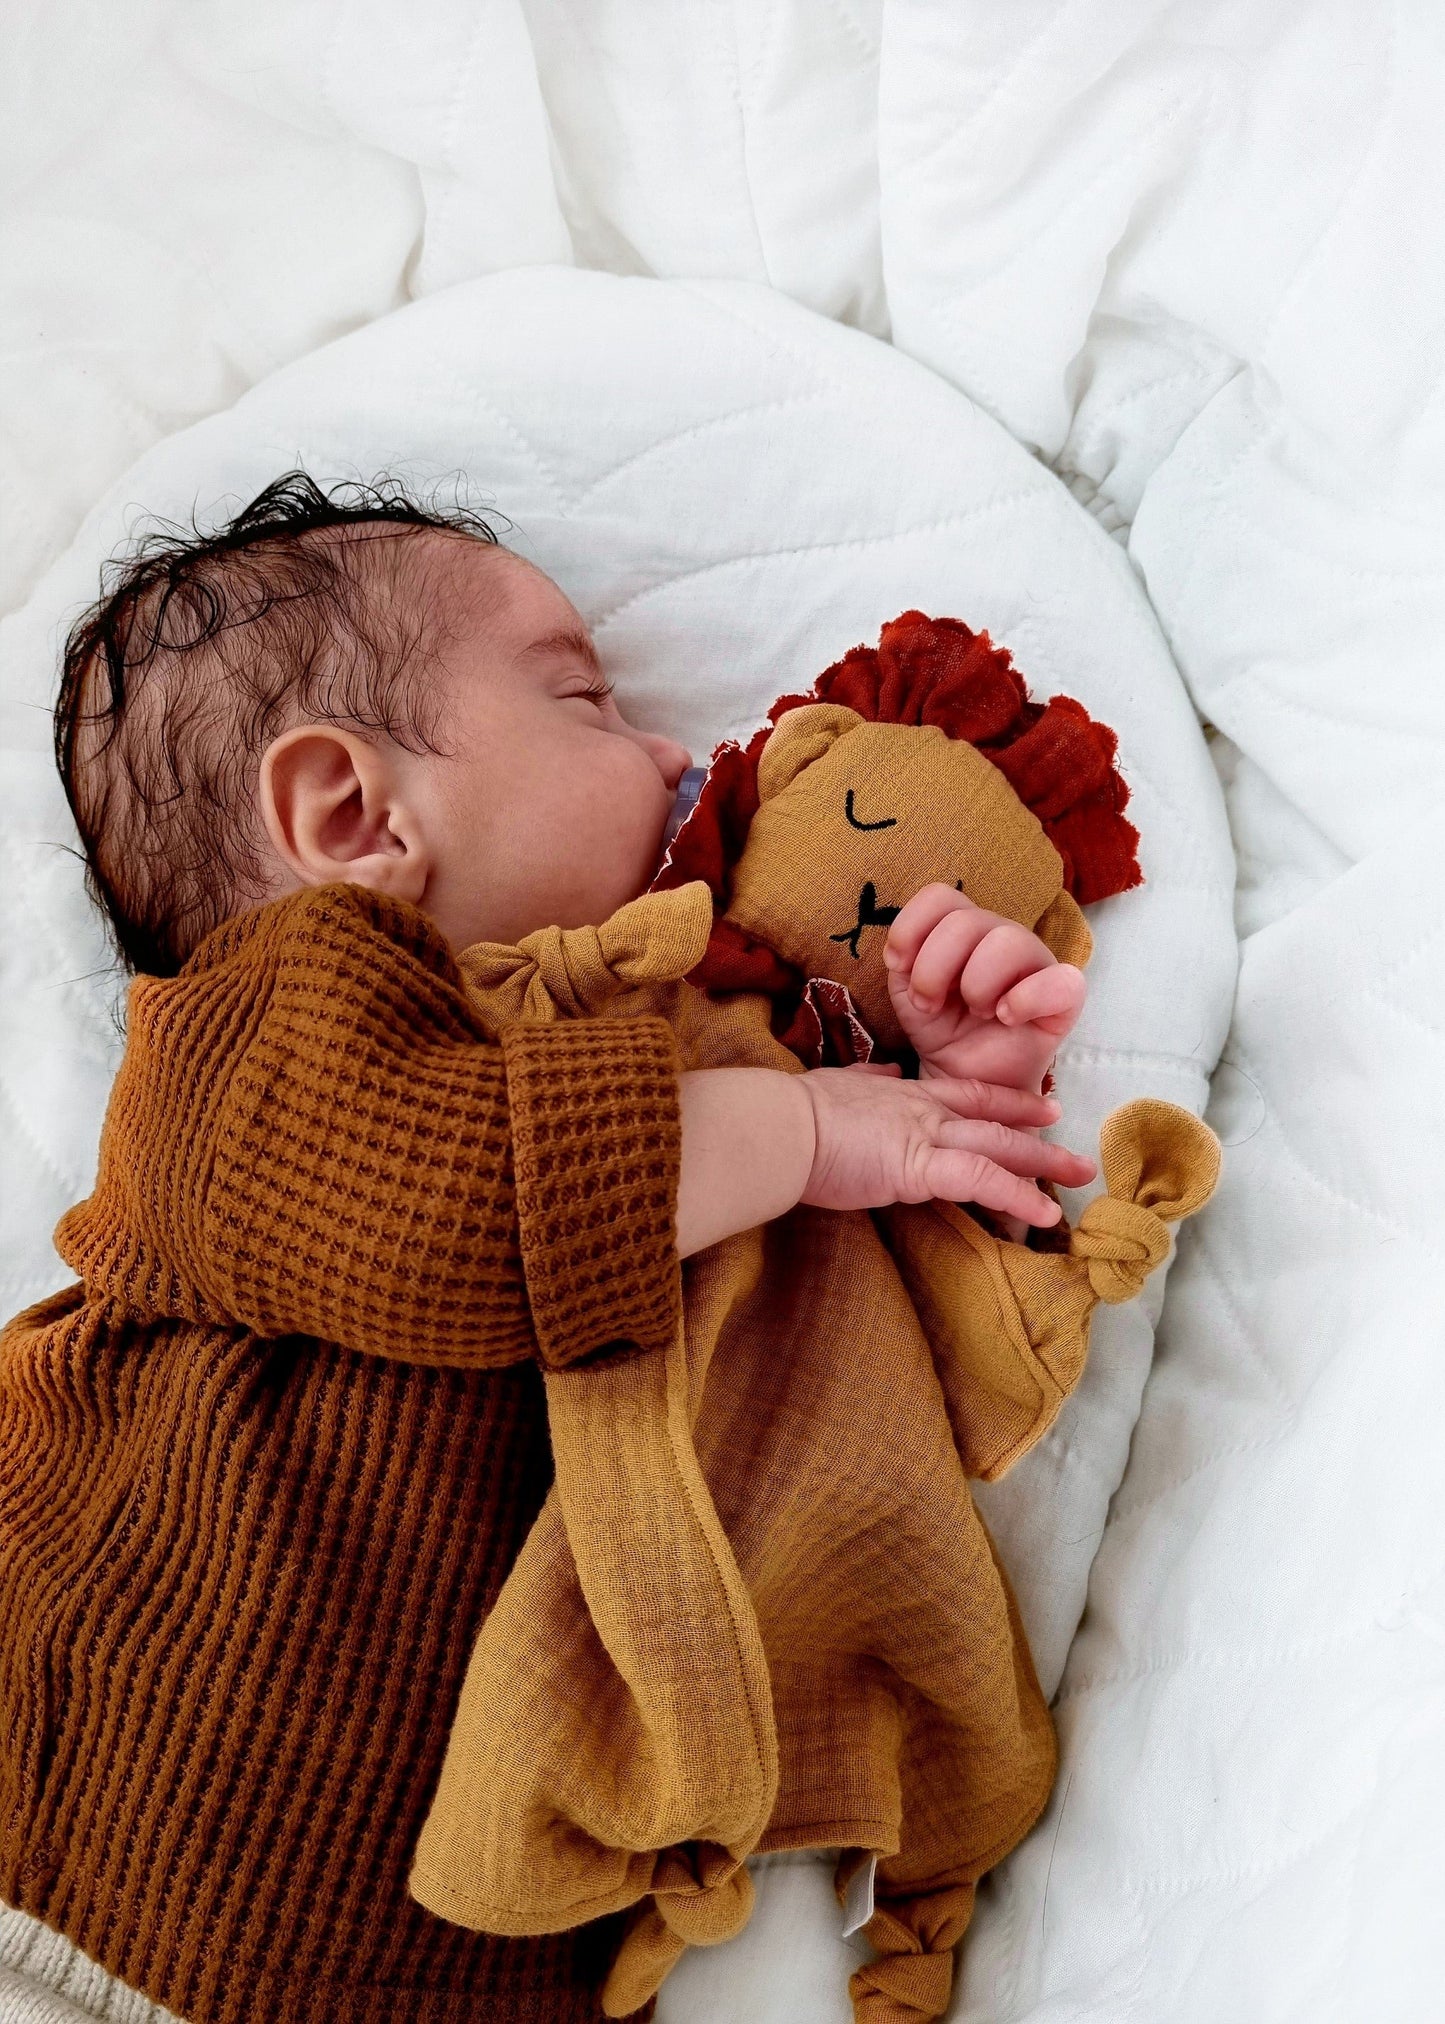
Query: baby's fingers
922 1150 1062 1228
904 907 1000 1011
919 1077 1061 1129
884 884 996 988
996 963 1087 1035
958 922 1056 1018
935 1116 1095 1190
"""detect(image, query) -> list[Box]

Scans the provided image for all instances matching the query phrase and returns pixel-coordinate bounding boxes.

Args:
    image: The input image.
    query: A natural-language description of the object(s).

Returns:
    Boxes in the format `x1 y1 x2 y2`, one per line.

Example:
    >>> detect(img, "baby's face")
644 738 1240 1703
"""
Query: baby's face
414 544 692 950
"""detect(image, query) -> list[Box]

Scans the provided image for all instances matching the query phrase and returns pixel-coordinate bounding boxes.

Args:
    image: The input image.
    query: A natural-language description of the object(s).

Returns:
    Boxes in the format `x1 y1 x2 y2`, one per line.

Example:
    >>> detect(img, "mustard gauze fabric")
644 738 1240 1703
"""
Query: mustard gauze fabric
411 883 1219 2024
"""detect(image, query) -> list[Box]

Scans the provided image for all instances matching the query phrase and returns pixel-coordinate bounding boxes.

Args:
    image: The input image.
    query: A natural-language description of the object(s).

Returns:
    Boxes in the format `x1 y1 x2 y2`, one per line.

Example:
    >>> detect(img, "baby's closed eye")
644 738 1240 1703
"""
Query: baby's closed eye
562 675 615 706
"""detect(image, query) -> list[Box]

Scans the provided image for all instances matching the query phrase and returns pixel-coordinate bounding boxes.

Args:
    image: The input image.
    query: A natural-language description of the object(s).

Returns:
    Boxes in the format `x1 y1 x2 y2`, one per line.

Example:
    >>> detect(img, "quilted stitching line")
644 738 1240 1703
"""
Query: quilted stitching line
1122 1782 1373 1899
1064 735 1203 860
996 598 1226 875
739 0 783 102
1068 355 1231 430
677 282 854 393
566 390 835 512
1363 986 1445 1055
723 9 773 287
1155 1207 1292 1410
1079 1799 1358 2024
1330 1765 1376 2024
1052 1041 1213 1080
1092 756 1206 858
816 0 881 65
4 829 125 1057
1200 498 1445 584
1226 1036 1438 1257
891 0 1080 179
1358 911 1445 1001
930 71 1217 324
1051 353 1236 534
1058 1608 1416 1707
1086 1424 1289 1557
172 424 440 536
1096 1237 1296 1536
458 400 570 517
417 4 498 282
378 365 571 513
588 487 1050 631
441 9 492 177
1256 5 1397 366
997 1776 1151 2024
1064 1547 1445 1713
1147 403 1276 654
0 1064 84 1206
1359 914 1445 1050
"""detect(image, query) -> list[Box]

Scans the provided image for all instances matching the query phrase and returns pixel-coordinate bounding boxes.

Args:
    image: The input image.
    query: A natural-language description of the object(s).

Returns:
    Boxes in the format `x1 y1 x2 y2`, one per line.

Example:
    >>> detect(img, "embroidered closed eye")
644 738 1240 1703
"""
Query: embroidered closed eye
844 790 897 832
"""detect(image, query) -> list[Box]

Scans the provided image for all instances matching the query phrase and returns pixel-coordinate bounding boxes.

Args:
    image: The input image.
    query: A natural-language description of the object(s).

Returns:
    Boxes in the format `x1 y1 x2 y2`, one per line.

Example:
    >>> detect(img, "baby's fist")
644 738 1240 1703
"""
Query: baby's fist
883 884 1086 1092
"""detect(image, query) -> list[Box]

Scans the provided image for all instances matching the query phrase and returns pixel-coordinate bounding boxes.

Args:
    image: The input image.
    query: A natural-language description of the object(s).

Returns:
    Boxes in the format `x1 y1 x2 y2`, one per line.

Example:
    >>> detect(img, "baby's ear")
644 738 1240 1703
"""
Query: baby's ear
1034 889 1093 968
757 703 863 802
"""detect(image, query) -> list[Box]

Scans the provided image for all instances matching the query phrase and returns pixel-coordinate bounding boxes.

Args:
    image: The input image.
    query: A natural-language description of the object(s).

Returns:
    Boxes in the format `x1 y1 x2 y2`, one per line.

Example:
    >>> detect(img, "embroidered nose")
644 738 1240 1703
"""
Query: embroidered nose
829 881 901 960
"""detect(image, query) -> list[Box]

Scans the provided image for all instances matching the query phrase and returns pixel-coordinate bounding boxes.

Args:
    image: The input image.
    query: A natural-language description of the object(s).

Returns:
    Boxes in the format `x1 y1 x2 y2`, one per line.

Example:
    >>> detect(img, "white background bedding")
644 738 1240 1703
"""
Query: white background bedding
2 5 1442 2022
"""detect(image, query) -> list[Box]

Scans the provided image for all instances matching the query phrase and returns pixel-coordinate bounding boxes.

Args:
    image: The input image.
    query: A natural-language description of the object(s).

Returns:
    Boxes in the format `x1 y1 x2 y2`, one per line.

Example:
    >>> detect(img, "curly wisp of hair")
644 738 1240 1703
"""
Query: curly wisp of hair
54 470 506 976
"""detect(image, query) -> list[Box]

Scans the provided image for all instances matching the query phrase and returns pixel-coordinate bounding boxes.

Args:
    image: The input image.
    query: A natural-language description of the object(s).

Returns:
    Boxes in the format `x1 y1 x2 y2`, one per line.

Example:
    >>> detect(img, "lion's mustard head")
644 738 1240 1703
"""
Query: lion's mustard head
651 612 1142 1060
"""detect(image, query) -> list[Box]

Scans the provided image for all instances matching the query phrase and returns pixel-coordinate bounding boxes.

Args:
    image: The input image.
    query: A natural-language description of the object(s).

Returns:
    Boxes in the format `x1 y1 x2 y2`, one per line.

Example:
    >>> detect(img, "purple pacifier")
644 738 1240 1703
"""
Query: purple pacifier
660 765 708 854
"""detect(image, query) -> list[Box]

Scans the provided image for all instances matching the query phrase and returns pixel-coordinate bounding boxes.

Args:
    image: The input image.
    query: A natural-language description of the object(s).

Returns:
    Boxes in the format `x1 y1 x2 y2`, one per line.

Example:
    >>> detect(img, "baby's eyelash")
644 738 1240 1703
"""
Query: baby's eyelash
577 675 614 702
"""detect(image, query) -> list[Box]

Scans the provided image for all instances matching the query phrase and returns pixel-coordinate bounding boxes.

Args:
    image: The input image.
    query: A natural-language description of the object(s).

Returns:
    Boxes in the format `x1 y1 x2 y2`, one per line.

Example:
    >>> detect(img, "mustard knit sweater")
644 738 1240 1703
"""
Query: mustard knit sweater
0 884 684 2024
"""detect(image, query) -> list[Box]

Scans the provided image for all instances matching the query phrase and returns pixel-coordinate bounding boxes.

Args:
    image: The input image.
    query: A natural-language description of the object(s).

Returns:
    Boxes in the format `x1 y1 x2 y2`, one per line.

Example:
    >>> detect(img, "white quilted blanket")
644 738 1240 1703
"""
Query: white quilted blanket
2 6 1442 2022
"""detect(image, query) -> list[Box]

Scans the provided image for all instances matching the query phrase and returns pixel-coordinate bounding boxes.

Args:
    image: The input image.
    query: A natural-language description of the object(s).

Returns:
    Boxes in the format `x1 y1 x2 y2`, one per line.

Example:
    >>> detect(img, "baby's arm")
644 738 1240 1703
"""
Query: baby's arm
675 1066 1082 1256
187 889 684 1372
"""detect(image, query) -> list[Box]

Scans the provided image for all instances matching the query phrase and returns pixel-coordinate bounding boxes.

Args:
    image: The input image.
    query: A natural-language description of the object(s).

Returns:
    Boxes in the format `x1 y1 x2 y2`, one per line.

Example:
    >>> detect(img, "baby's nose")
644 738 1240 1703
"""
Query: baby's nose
642 733 693 789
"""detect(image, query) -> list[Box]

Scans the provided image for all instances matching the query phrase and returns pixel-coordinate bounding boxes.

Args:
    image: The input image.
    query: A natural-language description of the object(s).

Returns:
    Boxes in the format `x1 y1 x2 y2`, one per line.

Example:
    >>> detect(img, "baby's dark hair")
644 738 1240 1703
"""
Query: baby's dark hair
55 470 504 977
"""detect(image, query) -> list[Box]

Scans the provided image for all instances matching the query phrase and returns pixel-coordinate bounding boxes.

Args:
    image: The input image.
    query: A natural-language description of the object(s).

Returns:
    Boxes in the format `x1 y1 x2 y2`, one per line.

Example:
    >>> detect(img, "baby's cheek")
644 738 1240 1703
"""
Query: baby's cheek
604 745 673 874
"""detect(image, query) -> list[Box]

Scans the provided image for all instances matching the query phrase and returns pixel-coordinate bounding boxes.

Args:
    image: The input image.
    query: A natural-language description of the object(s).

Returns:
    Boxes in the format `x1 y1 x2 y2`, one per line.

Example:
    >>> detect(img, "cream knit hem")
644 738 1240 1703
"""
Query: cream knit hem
0 1905 183 2023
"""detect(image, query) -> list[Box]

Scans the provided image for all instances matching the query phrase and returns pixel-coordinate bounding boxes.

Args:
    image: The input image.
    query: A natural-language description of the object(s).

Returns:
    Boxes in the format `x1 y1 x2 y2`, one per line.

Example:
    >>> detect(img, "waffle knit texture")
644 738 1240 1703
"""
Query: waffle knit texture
0 883 682 2024
417 885 1221 2024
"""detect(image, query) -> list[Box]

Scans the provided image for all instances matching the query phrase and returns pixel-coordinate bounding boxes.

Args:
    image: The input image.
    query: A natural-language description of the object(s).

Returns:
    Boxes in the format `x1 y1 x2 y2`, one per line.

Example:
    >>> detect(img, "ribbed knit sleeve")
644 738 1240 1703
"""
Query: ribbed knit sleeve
503 1019 683 1369
56 885 684 1373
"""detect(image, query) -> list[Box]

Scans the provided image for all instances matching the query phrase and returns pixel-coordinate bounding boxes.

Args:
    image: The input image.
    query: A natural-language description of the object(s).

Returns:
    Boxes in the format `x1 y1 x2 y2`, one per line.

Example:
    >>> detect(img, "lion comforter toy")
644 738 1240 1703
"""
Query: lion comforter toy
411 614 1220 2024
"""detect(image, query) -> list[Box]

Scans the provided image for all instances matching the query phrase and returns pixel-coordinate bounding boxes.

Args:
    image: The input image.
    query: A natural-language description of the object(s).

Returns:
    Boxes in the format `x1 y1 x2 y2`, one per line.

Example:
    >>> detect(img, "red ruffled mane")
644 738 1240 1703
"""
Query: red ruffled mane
656 610 1141 904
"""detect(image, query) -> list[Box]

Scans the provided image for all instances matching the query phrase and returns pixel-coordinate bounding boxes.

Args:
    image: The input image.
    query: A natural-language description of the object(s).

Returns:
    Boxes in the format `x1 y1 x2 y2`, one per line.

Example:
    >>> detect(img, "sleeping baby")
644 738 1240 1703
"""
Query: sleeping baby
0 471 1214 2024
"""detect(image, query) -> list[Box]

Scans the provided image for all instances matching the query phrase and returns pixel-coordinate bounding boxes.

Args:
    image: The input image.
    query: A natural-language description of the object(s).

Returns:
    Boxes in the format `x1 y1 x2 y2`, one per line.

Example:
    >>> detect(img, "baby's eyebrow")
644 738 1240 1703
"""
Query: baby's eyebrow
518 626 604 676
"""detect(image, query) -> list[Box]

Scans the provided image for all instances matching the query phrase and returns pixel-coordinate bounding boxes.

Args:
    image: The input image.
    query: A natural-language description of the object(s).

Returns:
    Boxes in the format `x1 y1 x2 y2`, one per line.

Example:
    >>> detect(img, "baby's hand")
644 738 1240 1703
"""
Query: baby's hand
798 1064 1093 1227
674 1059 1093 1254
883 884 1086 1093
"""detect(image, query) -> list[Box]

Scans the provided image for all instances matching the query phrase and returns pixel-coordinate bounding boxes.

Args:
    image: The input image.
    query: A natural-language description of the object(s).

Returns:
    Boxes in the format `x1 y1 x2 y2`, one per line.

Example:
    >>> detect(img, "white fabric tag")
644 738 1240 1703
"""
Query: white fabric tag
840 1851 878 1937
